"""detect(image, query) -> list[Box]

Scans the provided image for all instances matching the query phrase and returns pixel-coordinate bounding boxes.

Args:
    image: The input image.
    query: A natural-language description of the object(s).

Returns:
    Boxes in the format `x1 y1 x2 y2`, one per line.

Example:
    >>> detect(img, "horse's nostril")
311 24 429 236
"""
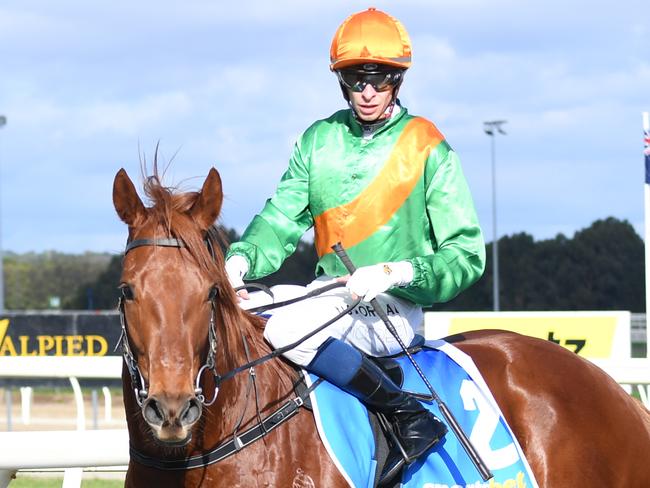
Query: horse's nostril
180 398 202 425
143 398 165 426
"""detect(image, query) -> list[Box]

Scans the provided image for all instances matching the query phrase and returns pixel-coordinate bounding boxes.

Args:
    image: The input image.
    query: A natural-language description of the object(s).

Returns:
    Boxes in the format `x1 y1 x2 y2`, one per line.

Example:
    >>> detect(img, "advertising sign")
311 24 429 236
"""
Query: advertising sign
424 311 631 359
0 312 121 357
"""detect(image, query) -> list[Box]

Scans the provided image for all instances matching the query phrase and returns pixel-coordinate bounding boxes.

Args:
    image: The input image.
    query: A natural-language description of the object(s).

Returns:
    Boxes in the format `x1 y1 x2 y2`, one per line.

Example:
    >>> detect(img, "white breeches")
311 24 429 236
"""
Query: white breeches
240 277 422 366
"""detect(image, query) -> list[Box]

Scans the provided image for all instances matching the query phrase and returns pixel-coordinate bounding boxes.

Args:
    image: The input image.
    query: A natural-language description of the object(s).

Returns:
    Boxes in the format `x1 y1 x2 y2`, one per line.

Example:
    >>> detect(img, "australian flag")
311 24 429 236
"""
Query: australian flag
646 126 650 184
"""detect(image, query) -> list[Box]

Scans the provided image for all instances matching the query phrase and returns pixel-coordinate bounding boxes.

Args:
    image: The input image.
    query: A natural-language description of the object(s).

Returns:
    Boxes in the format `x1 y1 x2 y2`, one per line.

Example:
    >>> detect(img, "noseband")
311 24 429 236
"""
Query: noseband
117 237 219 408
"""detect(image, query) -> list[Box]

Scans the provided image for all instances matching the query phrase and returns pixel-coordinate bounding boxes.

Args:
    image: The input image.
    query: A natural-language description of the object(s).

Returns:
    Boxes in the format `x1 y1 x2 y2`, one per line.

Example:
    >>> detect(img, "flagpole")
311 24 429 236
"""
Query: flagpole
643 112 650 358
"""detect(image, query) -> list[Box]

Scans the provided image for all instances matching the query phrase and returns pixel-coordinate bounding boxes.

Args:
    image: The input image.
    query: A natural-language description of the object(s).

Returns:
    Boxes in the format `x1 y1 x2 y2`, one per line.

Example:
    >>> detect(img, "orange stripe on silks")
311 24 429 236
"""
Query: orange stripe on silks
314 117 444 257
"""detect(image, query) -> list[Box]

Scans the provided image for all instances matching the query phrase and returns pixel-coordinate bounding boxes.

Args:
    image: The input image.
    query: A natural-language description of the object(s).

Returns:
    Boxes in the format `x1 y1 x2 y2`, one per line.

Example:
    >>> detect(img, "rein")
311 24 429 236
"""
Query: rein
214 281 359 385
119 235 360 470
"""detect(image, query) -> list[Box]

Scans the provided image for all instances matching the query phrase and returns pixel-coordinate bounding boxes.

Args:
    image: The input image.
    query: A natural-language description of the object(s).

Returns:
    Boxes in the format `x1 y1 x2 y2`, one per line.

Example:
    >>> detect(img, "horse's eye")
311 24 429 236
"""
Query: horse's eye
208 287 218 301
120 284 135 301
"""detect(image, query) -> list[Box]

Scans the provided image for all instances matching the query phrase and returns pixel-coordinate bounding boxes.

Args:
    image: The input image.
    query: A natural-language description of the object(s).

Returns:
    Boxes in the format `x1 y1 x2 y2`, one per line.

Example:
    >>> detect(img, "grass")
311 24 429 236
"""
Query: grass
12 477 123 487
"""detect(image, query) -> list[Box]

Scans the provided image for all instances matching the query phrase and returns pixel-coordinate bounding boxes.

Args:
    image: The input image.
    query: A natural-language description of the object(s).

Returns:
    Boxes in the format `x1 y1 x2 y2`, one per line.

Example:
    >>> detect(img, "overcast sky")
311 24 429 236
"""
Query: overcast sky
0 0 648 254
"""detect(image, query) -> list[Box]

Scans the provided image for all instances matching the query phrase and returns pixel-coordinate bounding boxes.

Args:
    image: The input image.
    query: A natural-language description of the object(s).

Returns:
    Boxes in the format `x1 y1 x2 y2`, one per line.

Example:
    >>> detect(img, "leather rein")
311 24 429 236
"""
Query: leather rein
118 236 358 470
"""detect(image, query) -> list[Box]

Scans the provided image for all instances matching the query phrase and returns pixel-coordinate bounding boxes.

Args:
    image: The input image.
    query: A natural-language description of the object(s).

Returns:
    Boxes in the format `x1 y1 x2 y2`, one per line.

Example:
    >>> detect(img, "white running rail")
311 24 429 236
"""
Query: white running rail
590 358 650 408
0 356 127 488
1 356 649 487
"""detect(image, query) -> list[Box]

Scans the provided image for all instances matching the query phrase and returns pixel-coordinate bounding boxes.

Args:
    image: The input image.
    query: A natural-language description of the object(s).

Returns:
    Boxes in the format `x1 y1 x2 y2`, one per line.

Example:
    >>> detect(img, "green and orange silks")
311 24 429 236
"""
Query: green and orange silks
227 107 485 306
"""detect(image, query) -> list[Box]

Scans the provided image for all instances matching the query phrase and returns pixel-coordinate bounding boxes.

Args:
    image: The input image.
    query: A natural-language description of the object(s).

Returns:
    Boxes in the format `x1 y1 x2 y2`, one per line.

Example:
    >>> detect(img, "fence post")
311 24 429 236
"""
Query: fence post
20 387 32 425
0 469 17 488
5 389 11 432
102 386 112 423
91 390 98 430
64 377 85 487
0 356 127 481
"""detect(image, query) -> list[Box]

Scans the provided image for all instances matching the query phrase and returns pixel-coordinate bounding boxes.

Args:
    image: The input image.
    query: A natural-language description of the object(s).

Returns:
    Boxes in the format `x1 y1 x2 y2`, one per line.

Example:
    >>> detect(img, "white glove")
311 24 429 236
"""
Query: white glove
346 261 414 302
225 255 249 292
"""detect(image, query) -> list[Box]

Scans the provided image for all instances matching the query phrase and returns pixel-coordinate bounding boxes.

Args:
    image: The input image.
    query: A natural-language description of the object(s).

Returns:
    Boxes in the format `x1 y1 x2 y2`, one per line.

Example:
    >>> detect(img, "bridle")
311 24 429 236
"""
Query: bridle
117 237 220 408
117 236 362 470
118 234 326 470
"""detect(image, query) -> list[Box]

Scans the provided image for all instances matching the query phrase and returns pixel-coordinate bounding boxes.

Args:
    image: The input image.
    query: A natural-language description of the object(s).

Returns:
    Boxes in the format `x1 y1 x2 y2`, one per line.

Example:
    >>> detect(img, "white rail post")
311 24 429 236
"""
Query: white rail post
0 469 16 488
0 356 127 485
62 377 86 487
0 429 130 487
19 387 32 425
102 386 112 423
638 385 650 408
68 376 86 431
91 390 98 430
4 389 11 431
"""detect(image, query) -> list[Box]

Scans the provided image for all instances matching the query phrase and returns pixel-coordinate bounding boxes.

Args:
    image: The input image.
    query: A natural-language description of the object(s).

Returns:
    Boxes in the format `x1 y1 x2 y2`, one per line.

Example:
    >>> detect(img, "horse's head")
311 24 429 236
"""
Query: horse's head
112 167 232 445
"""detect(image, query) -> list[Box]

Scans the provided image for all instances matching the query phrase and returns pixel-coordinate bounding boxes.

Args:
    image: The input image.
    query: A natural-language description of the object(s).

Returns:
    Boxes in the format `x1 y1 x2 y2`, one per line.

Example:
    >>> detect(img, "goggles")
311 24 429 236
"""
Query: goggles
336 66 403 93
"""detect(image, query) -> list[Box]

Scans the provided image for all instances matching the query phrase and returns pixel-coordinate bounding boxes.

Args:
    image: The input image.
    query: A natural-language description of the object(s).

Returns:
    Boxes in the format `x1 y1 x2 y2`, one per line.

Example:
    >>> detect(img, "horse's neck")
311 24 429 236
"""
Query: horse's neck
206 323 297 440
219 331 295 402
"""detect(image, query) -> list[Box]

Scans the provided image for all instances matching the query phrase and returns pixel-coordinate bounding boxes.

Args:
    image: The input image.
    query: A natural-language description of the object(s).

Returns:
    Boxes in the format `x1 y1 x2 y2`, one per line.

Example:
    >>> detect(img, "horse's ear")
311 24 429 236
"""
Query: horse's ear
190 168 223 230
113 168 147 226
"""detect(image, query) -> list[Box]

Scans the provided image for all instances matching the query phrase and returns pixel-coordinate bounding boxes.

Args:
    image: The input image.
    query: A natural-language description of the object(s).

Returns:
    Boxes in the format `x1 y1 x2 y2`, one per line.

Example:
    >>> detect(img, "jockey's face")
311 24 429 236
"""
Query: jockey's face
347 84 395 122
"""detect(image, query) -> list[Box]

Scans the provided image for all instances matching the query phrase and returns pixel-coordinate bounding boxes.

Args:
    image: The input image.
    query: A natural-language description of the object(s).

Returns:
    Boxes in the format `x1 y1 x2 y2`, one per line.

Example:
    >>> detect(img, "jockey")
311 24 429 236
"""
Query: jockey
225 7 485 485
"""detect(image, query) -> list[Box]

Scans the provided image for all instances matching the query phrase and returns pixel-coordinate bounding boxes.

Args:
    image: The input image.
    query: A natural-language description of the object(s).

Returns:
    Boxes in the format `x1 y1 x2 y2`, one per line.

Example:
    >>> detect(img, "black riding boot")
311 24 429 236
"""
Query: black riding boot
339 356 448 486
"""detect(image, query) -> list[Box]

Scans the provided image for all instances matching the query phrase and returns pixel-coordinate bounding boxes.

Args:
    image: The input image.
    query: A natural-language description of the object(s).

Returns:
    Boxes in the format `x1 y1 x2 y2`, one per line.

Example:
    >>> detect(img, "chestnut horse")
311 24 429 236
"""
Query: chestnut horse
113 167 650 487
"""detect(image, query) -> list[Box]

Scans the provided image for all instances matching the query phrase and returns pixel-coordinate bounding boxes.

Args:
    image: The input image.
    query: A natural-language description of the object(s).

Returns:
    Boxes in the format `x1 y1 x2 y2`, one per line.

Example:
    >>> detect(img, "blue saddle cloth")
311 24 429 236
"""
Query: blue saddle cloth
306 340 539 488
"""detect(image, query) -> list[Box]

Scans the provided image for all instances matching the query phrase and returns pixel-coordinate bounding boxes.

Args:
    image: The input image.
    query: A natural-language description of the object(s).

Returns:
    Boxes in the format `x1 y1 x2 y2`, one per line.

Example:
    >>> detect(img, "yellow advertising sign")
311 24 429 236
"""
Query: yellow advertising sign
0 318 109 356
0 319 8 346
425 312 630 359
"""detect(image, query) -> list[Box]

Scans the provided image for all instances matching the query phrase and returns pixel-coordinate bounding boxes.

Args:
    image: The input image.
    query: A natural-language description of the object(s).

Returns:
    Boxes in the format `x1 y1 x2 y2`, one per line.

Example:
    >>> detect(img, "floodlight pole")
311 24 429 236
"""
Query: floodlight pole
641 112 650 358
0 115 6 313
484 120 507 312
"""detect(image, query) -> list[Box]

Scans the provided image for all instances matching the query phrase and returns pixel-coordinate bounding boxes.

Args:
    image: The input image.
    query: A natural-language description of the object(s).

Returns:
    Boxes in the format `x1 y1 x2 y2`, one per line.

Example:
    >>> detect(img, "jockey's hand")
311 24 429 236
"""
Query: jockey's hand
225 255 250 300
345 261 414 302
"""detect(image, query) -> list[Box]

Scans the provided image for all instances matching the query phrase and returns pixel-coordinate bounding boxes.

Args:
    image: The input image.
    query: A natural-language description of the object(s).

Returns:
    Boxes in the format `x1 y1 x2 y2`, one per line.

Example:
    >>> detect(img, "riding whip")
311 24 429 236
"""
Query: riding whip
331 242 493 482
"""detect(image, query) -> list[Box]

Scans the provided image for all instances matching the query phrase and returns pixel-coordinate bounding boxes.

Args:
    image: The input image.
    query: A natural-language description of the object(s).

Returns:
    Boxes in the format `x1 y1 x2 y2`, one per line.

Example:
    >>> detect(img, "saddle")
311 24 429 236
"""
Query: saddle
299 338 539 488
293 335 426 488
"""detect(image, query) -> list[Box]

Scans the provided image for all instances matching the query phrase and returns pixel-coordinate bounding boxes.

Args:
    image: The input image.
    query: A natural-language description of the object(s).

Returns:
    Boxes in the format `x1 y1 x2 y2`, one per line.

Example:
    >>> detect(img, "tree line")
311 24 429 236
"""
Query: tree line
4 217 645 312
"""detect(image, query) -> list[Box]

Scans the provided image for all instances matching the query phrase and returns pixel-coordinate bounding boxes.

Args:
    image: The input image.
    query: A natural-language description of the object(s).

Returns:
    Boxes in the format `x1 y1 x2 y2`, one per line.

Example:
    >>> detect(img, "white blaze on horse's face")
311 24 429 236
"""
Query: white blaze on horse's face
113 168 224 445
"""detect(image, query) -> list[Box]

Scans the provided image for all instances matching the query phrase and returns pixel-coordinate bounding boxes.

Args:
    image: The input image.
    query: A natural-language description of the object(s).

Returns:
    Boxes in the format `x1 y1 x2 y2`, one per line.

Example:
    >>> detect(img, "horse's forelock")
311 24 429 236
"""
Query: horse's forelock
139 174 213 273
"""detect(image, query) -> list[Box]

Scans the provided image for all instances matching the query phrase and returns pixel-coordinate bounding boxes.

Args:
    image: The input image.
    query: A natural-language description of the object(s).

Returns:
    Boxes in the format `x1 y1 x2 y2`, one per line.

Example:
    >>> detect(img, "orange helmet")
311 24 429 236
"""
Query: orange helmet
330 8 412 71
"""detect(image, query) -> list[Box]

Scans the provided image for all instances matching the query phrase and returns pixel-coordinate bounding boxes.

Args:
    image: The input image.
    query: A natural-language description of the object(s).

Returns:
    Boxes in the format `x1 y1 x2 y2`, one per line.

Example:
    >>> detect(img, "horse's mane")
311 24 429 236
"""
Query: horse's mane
139 167 295 390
